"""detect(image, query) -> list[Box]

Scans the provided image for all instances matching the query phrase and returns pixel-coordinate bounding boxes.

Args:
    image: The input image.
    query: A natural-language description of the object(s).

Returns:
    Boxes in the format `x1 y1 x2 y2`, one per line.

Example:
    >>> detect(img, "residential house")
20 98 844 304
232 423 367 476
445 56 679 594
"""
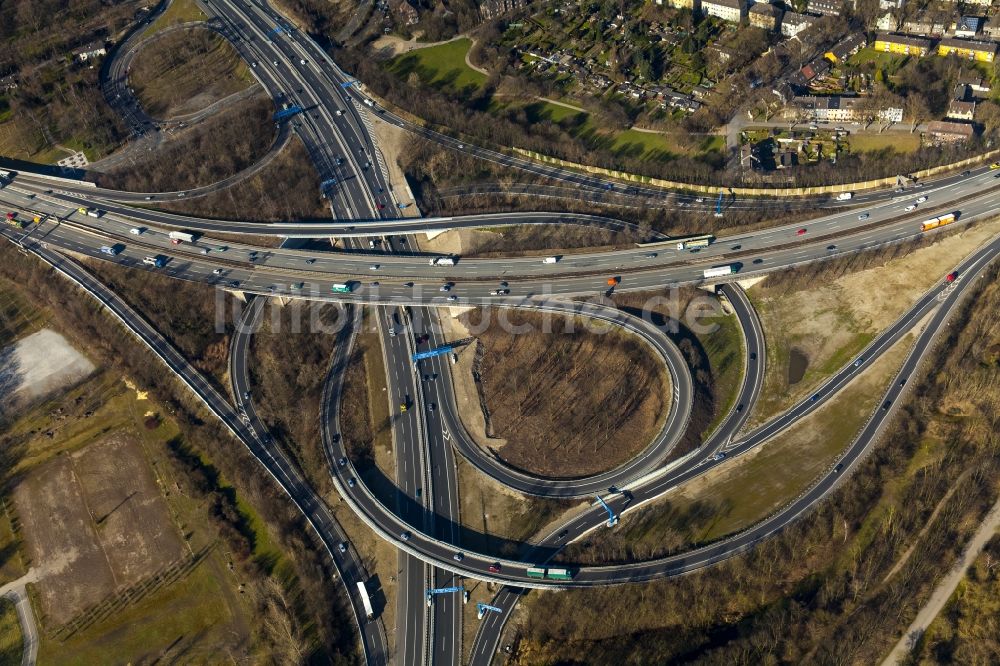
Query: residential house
902 19 934 35
788 57 830 89
876 13 898 31
879 0 904 8
807 0 847 16
874 32 932 56
781 11 818 38
825 33 868 63
75 46 107 62
947 100 976 120
794 95 904 124
954 16 983 38
749 2 782 30
926 120 975 143
957 74 991 95
938 37 997 62
984 17 1000 40
702 0 746 23
772 81 795 103
691 84 712 99
667 0 701 10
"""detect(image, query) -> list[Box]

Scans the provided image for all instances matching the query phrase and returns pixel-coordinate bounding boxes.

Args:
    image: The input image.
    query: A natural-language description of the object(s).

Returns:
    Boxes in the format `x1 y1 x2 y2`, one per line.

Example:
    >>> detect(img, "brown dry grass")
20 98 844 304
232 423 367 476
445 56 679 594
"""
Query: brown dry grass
458 308 670 478
11 432 185 625
747 219 1000 426
131 29 254 119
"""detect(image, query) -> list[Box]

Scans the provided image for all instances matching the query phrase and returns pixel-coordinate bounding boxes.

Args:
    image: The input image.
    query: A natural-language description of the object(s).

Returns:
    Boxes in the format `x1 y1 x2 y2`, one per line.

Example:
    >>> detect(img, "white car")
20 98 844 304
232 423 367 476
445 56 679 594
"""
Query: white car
904 204 916 212
369 264 380 270
129 227 144 235
212 268 223 275
299 58 307 65
916 196 928 204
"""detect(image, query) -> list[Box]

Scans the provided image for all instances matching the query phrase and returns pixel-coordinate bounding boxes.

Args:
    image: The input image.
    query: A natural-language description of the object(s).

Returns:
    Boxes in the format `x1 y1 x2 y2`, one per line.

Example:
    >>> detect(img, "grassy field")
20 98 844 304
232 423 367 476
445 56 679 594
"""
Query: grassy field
131 29 254 119
147 0 208 35
700 311 745 435
0 281 49 350
847 48 909 70
558 333 911 564
388 38 487 94
0 598 22 666
610 129 725 160
849 132 921 154
747 219 1000 426
0 371 258 662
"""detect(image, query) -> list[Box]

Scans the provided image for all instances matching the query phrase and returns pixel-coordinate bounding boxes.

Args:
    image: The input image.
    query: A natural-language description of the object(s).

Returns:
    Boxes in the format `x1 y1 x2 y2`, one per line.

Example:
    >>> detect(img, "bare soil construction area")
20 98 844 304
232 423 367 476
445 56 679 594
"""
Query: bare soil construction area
0 329 94 414
456 308 670 478
11 433 186 626
747 219 1000 425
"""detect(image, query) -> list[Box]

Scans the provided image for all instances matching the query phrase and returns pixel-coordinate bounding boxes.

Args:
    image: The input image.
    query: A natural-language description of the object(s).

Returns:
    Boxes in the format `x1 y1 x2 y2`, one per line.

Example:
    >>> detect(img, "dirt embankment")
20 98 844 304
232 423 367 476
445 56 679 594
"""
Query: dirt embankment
454 308 671 478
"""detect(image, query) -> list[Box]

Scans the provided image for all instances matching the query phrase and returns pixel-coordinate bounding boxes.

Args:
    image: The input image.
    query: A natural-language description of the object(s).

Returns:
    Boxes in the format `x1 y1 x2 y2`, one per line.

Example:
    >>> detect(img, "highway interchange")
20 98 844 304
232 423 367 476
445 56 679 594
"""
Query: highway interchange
2 0 1000 663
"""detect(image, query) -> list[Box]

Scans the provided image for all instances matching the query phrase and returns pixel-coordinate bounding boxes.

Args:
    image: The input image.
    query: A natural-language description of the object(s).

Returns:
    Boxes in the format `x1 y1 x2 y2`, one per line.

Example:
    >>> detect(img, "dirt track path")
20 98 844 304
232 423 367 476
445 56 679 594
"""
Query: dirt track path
881 495 1000 665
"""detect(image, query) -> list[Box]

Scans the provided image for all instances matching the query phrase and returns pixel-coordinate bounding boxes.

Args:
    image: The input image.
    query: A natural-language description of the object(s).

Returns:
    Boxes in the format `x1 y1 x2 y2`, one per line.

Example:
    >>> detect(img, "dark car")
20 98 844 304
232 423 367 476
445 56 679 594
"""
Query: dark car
556 529 569 540
834 463 844 473
882 400 892 411
338 457 347 467
749 352 757 361
735 403 744 413
752 258 764 264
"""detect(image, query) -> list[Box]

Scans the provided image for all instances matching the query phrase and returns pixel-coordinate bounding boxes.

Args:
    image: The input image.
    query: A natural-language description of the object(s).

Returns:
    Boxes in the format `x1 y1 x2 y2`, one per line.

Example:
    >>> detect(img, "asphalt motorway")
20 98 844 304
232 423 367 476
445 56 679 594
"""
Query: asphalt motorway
12 220 991 588
17 242 392 661
4 173 1000 306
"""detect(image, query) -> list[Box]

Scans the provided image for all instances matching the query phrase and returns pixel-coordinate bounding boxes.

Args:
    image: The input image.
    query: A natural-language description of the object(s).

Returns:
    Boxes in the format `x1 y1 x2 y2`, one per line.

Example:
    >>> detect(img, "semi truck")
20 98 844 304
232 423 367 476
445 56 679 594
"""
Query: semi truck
5 212 24 229
357 581 374 621
142 255 166 268
703 264 735 279
100 245 122 256
429 256 456 266
676 235 714 250
168 230 196 243
920 212 956 232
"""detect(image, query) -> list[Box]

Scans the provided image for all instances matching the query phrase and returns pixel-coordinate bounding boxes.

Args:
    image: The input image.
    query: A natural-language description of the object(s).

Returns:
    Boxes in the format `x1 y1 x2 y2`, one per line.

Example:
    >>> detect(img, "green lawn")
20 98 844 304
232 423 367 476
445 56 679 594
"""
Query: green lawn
388 38 487 94
849 132 921 154
525 100 586 123
0 599 22 666
848 48 908 70
147 0 208 35
701 312 745 436
610 129 725 160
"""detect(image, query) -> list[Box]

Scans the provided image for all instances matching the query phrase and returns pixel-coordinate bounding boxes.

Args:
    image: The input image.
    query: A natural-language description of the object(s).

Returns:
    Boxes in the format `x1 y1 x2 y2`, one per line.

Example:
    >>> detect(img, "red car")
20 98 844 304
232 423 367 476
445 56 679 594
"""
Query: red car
946 271 958 282
376 203 385 210
488 563 501 573
797 228 807 235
